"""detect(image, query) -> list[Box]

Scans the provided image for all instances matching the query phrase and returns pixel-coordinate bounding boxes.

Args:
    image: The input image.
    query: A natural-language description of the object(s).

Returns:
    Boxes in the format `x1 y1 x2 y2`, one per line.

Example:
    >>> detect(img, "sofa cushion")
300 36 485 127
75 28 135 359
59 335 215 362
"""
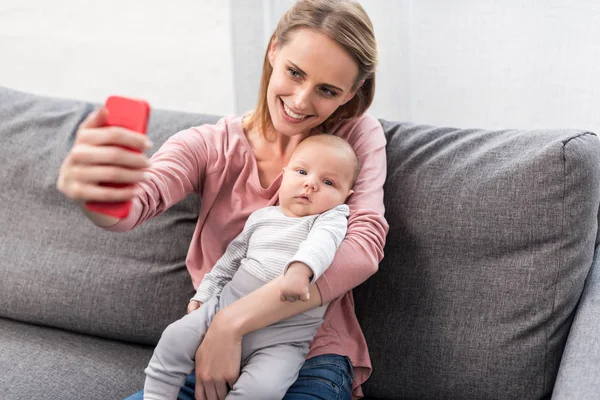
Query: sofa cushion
354 121 600 399
0 87 218 344
0 317 152 400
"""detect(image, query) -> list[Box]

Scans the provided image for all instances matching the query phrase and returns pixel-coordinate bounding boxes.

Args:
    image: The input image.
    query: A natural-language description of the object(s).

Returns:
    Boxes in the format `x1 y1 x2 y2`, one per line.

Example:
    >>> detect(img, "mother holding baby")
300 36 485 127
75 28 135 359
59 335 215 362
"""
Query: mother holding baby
57 0 388 398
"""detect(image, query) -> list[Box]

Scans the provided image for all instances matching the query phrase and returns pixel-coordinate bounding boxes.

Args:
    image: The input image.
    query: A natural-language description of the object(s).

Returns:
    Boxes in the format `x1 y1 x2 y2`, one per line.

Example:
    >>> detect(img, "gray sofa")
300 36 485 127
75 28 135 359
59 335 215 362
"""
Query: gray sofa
0 86 599 400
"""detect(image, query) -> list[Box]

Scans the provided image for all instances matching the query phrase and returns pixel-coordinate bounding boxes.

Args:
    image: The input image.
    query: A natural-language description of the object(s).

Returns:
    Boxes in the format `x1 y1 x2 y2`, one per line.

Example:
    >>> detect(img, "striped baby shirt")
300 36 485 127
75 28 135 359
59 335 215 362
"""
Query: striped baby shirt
192 204 350 304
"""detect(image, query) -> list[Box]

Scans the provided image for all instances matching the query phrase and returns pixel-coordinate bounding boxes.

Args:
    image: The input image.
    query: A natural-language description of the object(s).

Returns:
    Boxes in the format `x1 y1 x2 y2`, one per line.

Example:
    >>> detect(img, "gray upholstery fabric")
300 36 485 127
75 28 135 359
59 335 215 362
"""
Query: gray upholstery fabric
0 317 153 400
355 121 600 399
0 87 219 344
552 244 600 399
2 86 600 400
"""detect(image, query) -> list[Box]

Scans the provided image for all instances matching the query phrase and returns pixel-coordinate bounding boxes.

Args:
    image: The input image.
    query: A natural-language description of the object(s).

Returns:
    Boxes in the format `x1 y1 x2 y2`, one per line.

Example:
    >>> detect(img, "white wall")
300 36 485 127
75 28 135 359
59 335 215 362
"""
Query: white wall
1 1 599 133
0 0 236 115
409 0 600 132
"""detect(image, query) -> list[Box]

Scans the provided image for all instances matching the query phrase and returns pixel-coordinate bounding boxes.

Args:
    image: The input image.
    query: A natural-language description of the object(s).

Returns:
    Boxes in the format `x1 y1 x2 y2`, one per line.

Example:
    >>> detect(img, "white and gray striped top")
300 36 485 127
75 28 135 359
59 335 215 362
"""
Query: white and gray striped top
192 204 350 303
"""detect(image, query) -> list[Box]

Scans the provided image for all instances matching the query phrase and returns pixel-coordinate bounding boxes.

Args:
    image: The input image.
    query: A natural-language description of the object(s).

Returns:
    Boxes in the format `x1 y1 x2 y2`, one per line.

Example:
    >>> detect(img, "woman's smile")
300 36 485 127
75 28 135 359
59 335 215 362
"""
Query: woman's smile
280 98 311 123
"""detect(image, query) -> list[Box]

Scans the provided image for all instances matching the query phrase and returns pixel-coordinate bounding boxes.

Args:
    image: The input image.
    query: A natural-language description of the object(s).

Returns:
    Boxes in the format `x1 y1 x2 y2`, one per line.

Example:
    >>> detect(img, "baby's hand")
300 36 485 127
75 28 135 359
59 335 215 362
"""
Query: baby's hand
280 262 313 302
187 300 202 314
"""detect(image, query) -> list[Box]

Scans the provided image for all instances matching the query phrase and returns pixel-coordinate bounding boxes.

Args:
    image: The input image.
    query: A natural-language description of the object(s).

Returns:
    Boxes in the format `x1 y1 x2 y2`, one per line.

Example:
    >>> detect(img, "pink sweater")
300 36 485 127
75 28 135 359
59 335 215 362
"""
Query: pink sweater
107 114 389 398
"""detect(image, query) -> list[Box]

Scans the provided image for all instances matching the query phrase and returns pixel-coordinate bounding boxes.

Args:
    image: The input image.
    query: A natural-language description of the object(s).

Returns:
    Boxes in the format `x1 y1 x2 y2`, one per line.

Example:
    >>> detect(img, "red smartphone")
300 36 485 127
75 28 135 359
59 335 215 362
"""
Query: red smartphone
85 96 151 219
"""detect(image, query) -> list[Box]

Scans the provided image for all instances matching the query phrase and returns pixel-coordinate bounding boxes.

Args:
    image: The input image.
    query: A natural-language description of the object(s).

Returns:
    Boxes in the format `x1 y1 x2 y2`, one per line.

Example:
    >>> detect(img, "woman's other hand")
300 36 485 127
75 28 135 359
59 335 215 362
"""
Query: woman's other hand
194 311 242 400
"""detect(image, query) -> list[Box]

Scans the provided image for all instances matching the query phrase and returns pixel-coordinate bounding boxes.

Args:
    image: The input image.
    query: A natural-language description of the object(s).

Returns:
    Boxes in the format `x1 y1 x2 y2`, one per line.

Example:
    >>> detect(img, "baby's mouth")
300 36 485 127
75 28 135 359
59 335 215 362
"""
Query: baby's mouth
295 194 311 203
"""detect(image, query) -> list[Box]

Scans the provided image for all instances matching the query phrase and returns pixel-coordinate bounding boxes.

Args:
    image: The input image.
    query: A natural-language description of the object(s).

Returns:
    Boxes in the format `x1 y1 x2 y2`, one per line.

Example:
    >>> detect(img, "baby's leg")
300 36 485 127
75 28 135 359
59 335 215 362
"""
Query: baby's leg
226 343 308 400
144 297 219 400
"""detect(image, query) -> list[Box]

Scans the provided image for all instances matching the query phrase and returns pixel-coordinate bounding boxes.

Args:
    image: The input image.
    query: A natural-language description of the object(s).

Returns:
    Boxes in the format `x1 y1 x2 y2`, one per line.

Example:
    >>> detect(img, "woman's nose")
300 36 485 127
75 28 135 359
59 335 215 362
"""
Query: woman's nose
293 87 310 111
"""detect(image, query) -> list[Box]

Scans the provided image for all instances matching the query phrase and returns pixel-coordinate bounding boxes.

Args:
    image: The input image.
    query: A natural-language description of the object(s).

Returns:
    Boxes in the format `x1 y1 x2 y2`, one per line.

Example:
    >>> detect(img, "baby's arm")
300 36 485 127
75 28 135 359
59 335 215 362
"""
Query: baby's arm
279 262 313 302
280 205 350 302
190 226 250 307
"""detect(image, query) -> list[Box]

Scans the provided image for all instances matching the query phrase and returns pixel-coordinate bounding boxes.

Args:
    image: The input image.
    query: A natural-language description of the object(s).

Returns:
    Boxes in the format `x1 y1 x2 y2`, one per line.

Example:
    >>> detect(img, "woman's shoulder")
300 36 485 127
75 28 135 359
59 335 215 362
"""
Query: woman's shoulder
181 115 244 143
157 115 251 174
331 113 386 149
171 115 249 155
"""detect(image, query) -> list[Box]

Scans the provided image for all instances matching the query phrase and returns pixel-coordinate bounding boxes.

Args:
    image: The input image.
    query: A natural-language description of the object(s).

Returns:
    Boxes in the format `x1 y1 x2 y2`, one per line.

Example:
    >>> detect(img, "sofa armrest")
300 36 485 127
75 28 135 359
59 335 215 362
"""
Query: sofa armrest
552 244 600 399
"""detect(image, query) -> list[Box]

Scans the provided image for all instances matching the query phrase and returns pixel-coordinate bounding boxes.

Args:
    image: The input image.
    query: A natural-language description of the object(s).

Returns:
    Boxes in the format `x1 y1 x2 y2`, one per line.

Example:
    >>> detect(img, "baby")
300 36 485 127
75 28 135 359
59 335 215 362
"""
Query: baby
143 133 360 399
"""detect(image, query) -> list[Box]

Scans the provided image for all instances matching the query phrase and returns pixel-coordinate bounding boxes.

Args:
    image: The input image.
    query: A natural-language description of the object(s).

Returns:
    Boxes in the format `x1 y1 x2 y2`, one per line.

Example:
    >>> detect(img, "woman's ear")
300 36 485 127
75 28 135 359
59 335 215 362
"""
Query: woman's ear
268 37 279 67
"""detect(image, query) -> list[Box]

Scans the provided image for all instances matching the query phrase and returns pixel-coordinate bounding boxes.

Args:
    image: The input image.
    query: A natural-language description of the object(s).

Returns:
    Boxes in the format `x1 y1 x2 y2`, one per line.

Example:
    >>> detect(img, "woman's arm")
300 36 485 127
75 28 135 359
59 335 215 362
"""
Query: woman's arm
194 277 323 400
223 275 323 334
316 116 388 302
105 125 215 232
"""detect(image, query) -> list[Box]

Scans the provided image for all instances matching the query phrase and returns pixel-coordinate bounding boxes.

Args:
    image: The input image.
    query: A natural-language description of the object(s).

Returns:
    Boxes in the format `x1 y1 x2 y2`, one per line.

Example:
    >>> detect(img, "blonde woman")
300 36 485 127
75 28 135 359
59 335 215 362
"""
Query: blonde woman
57 1 388 399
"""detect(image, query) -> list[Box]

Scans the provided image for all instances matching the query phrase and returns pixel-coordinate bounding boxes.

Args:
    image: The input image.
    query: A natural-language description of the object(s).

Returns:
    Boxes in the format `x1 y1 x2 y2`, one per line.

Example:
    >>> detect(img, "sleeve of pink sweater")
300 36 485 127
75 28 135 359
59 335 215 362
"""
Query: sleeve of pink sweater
316 115 389 304
105 120 223 232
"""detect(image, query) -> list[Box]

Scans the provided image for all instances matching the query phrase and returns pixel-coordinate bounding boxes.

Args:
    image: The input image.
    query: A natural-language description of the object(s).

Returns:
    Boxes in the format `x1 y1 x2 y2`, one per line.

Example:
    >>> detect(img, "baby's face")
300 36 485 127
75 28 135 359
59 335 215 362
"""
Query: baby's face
279 142 355 217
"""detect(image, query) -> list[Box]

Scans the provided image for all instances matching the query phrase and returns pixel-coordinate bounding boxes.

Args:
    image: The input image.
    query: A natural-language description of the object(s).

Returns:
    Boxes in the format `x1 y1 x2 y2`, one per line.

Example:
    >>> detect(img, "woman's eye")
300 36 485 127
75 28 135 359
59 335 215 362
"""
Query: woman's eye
323 180 334 186
320 87 338 98
288 68 301 79
298 169 307 175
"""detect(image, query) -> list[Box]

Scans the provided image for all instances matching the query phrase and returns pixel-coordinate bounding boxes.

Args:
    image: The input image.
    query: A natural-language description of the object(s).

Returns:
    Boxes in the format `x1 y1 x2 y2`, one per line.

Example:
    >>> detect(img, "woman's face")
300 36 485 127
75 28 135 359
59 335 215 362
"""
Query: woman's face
266 28 359 138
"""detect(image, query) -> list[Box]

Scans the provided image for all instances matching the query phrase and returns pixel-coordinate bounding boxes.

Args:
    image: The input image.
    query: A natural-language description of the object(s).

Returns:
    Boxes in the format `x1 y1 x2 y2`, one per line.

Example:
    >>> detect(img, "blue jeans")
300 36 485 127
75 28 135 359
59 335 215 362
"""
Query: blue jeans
125 353 353 399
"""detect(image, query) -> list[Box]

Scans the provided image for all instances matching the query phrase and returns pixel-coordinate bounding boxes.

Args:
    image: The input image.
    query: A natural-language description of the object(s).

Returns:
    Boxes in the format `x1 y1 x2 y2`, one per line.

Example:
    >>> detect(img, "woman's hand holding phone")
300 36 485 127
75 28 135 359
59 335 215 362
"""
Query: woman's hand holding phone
56 96 153 225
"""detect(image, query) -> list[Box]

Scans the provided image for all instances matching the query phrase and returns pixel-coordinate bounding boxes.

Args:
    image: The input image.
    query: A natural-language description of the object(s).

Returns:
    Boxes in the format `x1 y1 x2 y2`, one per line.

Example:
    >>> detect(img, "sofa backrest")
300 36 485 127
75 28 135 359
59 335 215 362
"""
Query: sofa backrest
2 87 600 399
0 87 218 344
354 120 600 399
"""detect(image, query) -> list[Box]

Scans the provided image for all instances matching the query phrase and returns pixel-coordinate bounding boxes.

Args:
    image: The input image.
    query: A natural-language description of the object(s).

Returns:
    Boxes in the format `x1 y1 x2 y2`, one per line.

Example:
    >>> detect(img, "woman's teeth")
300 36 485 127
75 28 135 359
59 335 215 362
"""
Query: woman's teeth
283 102 307 120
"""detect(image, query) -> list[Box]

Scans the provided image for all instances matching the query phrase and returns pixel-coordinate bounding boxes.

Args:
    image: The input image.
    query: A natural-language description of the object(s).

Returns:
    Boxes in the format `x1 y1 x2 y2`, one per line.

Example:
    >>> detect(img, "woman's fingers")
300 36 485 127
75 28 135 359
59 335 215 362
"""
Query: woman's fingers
78 107 108 130
70 144 151 169
195 375 227 400
76 108 152 152
65 182 141 202
59 145 150 201
58 168 144 202
77 126 152 151
216 381 228 400
70 165 147 185
194 381 206 400
58 109 154 203
195 380 227 400
203 383 219 400
194 321 242 400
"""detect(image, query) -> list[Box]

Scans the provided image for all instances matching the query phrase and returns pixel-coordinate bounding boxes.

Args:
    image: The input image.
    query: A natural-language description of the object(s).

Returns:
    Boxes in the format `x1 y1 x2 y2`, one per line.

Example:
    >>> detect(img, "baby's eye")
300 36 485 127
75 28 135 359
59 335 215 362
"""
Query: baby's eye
298 169 307 175
323 179 334 186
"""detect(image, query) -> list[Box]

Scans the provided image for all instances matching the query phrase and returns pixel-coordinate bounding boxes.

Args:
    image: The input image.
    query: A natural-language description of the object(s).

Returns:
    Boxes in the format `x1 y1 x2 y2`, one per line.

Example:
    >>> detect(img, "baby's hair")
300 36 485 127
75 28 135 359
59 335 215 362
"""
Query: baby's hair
297 134 361 184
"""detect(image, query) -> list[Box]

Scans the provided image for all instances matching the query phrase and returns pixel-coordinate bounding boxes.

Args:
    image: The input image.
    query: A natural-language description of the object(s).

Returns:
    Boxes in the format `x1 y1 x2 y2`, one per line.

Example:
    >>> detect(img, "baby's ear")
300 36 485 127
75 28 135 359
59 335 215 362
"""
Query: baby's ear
346 189 354 199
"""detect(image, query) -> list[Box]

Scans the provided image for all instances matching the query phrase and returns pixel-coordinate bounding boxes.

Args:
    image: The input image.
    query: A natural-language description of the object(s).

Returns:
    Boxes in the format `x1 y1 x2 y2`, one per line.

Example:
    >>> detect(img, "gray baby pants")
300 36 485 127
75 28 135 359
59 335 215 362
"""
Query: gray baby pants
144 266 326 400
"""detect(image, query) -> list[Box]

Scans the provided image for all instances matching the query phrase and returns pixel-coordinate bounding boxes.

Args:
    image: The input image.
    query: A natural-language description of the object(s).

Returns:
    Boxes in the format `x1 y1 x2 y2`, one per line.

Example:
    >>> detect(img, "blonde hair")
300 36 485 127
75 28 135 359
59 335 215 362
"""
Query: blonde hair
247 0 378 138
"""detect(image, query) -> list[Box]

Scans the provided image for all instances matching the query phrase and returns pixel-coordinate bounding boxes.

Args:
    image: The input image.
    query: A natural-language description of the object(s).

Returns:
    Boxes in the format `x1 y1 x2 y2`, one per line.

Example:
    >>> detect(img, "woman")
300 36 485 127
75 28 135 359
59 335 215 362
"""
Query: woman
57 1 388 399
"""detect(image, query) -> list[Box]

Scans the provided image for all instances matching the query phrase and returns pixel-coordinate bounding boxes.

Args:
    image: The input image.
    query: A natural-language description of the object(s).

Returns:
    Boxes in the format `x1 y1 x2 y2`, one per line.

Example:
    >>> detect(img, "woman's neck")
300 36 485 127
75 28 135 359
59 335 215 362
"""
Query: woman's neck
243 117 307 160
242 115 309 189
